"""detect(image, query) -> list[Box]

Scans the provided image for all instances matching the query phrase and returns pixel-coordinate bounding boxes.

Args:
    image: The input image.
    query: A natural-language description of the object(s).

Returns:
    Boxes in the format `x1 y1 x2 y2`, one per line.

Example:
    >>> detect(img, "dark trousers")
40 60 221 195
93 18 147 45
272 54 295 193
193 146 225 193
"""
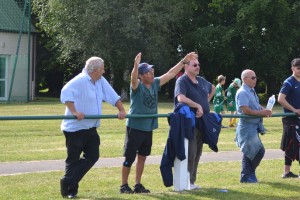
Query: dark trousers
188 128 203 184
63 127 100 193
241 146 265 181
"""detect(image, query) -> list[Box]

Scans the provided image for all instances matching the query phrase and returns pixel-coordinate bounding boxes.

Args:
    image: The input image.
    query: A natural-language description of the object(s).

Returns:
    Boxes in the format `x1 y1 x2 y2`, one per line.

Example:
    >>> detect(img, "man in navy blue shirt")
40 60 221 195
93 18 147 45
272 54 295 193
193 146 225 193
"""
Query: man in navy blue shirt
278 58 300 179
174 57 215 189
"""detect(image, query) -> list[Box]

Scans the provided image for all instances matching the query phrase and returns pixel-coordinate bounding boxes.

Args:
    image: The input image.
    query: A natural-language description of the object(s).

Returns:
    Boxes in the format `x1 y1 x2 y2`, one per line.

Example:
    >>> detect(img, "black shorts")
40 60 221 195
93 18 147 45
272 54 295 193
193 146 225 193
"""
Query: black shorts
124 127 153 158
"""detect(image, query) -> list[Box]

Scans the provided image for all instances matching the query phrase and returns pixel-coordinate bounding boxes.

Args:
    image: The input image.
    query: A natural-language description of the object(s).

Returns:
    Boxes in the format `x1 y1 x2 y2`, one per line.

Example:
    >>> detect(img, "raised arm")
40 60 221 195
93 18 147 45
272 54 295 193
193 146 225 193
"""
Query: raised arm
131 52 142 90
159 52 198 86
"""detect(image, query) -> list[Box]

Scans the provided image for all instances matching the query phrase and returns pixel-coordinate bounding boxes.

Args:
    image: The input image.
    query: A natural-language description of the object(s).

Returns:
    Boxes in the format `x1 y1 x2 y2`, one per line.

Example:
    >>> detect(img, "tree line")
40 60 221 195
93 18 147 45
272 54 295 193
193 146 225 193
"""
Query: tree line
32 0 300 99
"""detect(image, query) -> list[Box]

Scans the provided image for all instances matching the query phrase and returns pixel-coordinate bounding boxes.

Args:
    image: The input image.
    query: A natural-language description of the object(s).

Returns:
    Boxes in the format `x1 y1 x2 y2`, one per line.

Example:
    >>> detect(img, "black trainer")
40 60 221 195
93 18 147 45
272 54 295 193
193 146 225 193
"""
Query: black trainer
120 184 134 194
133 183 150 193
60 178 68 198
282 171 298 178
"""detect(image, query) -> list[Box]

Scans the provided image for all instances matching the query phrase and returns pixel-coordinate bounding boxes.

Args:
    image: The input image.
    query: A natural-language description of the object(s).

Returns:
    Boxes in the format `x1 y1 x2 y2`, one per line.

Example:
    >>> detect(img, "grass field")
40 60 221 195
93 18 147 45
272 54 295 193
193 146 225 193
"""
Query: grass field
0 99 298 200
0 99 285 162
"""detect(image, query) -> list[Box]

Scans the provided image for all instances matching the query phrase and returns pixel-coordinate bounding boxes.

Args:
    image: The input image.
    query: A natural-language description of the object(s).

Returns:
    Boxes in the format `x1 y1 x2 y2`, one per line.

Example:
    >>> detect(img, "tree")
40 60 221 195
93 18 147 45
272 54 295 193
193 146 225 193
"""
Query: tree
182 0 300 95
32 0 190 96
32 0 300 98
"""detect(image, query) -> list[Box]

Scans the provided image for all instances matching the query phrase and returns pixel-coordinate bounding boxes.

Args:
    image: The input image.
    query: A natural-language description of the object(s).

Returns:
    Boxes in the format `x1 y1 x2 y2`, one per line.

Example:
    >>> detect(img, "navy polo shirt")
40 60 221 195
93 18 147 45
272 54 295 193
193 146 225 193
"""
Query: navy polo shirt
174 74 212 114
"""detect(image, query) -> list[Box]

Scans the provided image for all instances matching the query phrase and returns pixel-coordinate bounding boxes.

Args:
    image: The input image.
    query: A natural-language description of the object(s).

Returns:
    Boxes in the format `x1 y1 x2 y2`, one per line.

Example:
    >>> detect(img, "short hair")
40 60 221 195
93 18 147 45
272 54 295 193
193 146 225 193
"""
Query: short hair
85 56 104 73
291 58 300 67
217 75 226 83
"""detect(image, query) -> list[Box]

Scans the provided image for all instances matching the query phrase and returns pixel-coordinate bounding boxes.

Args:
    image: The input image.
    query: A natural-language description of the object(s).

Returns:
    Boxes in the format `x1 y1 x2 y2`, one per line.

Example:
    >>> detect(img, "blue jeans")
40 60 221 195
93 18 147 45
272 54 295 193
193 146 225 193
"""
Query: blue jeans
240 146 265 182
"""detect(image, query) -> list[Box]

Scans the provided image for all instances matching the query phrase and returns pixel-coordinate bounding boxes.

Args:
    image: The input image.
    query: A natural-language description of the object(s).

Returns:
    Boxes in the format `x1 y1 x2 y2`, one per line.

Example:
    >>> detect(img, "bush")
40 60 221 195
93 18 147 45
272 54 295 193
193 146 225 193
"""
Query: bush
258 93 268 104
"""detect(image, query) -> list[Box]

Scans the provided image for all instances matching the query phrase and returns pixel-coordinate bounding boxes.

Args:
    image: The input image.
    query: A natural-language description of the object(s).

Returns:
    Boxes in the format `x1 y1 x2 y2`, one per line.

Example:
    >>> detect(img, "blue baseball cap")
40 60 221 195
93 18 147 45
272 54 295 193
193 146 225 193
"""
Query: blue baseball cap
138 63 154 75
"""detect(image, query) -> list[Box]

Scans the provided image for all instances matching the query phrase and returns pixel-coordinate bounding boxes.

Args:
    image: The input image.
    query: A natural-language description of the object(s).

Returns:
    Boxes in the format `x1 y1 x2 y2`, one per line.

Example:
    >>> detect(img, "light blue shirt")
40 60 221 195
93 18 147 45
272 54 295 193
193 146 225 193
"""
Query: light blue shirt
235 84 264 160
60 69 121 132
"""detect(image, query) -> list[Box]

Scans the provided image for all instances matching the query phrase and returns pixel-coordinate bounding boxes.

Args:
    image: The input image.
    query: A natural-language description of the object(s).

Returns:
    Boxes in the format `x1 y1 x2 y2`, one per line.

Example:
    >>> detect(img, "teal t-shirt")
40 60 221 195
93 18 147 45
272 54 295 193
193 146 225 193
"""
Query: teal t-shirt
126 78 160 131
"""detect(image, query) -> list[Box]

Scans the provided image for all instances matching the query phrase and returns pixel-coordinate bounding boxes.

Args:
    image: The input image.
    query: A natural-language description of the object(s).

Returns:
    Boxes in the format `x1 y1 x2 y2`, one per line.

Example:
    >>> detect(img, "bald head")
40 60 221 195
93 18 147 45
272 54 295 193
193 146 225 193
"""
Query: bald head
241 69 257 88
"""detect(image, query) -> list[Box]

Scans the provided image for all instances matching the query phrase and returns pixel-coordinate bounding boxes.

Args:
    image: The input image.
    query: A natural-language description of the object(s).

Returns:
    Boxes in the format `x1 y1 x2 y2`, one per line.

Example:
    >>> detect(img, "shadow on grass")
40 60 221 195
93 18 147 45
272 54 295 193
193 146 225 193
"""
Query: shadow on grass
79 183 299 200
140 185 298 200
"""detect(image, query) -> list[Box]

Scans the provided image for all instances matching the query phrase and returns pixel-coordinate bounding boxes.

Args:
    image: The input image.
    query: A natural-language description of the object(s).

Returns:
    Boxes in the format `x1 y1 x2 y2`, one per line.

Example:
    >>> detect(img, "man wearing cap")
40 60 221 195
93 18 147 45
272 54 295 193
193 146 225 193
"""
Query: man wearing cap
213 75 227 127
120 52 197 194
278 58 300 178
226 78 241 127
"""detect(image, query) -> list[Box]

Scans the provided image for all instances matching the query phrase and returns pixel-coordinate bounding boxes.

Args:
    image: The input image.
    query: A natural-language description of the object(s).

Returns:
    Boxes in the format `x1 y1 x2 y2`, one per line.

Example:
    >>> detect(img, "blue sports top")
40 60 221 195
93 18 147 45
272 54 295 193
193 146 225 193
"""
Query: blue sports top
279 76 300 113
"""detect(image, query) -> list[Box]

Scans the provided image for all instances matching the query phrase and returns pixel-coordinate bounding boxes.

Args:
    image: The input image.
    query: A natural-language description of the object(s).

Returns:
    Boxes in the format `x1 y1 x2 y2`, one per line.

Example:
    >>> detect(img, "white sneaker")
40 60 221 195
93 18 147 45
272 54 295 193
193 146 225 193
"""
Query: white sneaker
190 183 201 190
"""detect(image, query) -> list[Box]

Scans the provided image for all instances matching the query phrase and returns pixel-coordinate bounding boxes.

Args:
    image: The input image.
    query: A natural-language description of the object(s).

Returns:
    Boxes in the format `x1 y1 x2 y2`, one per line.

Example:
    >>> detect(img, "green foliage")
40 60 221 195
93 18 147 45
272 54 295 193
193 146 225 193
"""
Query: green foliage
32 0 191 94
31 0 300 96
257 93 268 104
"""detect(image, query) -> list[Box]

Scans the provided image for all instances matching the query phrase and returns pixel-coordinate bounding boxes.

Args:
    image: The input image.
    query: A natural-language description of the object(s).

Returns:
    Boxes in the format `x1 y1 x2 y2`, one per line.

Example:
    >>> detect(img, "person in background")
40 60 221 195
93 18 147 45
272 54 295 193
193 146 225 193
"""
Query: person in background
235 69 271 183
120 52 198 194
278 58 300 178
174 56 215 190
60 56 126 198
213 75 227 128
226 78 242 127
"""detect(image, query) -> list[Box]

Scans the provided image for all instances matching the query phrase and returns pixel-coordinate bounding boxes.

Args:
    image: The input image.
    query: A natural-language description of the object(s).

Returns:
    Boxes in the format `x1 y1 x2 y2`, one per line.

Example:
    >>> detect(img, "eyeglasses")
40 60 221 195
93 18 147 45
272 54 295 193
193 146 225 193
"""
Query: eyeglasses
191 63 200 67
247 76 257 80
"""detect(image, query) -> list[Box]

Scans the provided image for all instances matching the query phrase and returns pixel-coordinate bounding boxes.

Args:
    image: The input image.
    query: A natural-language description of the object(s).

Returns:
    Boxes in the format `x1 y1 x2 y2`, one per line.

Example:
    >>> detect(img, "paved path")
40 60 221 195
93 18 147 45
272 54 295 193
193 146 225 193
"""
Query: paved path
0 149 283 176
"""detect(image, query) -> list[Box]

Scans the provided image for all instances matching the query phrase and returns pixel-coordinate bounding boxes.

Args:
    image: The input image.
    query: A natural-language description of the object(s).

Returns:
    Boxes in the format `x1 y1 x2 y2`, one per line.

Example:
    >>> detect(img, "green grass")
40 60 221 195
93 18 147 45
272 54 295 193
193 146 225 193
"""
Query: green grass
0 100 297 200
0 160 299 200
0 100 285 162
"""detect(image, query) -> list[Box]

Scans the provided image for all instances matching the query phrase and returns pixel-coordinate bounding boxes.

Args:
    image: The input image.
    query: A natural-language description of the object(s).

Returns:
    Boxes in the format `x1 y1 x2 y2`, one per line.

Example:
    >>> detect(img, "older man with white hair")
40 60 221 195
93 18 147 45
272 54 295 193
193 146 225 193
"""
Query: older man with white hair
60 56 126 198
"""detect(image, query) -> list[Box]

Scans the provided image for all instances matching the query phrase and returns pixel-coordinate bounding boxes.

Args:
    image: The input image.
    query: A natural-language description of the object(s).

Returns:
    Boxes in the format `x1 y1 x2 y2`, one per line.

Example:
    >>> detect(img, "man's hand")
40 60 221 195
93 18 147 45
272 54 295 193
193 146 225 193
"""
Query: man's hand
261 109 272 117
117 110 126 120
195 105 203 118
134 52 142 66
182 52 198 63
294 109 300 116
73 112 85 120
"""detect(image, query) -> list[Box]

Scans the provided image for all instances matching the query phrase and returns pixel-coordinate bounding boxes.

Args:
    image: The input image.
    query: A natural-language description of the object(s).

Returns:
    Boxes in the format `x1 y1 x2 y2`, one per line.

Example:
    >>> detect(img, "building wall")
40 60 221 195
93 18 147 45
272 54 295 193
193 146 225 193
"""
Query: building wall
0 32 35 101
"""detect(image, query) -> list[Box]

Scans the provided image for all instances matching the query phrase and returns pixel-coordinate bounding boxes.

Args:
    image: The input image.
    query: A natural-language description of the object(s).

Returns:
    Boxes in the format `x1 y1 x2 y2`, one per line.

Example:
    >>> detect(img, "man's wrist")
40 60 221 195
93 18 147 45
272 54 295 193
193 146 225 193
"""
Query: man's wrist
181 60 188 64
